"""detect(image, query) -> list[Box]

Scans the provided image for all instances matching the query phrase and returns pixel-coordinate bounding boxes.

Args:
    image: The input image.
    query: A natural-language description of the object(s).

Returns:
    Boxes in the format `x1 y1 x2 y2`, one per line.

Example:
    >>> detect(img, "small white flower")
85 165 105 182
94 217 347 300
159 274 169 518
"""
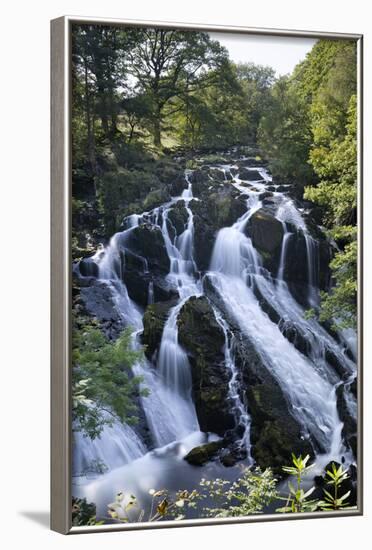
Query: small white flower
148 488 156 496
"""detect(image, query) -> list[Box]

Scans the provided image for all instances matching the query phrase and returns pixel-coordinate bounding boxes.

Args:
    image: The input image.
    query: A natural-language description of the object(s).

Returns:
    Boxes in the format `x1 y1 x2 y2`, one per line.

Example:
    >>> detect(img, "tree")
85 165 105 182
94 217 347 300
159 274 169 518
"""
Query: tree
72 323 148 439
305 95 357 328
258 77 314 183
126 29 229 147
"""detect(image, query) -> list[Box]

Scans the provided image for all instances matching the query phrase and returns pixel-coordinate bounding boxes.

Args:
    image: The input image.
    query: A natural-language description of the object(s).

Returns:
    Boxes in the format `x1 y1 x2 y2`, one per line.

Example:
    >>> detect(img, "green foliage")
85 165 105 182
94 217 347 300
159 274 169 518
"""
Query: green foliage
105 468 278 523
318 462 352 510
101 457 355 525
305 95 357 329
96 169 161 234
277 455 355 514
277 454 318 513
72 497 103 526
198 468 278 517
258 77 314 183
72 322 147 439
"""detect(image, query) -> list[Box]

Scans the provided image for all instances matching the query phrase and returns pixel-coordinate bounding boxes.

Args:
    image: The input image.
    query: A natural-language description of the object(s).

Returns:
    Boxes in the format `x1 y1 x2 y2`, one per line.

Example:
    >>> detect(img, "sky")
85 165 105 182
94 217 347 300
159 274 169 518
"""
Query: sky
209 32 317 76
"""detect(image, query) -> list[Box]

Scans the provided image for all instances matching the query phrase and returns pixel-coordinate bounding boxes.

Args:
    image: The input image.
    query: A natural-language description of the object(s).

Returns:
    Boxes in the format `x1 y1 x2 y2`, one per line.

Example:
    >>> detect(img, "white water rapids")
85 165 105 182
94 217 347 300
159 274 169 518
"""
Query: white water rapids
73 156 357 513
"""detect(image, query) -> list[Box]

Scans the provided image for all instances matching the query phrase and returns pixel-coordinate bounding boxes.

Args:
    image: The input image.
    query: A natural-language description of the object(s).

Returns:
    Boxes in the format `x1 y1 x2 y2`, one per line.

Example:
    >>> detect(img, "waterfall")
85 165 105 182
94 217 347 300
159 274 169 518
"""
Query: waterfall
277 223 292 281
73 422 147 476
74 152 356 491
213 309 253 462
276 198 319 307
155 180 200 436
208 195 350 462
304 234 319 308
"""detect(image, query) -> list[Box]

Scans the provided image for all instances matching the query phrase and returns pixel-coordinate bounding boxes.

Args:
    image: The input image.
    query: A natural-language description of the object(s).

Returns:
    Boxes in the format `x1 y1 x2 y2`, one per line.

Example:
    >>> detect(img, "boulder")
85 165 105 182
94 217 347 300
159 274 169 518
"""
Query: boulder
258 191 273 201
209 168 226 182
78 257 99 278
191 190 247 271
142 299 178 359
246 209 284 254
238 168 262 181
177 296 235 435
79 279 126 339
167 201 189 237
126 223 170 274
188 169 209 196
168 174 188 196
184 440 225 466
143 187 170 211
123 271 178 308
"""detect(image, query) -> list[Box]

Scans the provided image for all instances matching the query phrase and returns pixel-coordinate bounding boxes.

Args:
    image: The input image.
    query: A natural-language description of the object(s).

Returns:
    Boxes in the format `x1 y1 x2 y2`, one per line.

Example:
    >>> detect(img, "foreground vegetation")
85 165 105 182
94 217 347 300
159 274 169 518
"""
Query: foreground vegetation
72 455 356 526
72 317 148 439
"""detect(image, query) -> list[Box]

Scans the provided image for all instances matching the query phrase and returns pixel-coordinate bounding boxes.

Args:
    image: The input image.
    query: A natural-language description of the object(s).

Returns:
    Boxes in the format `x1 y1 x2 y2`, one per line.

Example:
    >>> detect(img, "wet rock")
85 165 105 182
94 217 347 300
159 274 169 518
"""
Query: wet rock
238 168 262 181
184 440 225 466
245 209 283 274
168 174 188 196
209 168 226 182
142 299 178 359
126 223 170 274
123 272 177 308
191 190 246 271
336 384 358 457
247 209 284 254
233 337 315 473
78 257 99 278
143 187 170 211
178 296 235 435
79 279 126 339
258 191 273 201
167 201 189 236
188 169 209 196
282 230 331 304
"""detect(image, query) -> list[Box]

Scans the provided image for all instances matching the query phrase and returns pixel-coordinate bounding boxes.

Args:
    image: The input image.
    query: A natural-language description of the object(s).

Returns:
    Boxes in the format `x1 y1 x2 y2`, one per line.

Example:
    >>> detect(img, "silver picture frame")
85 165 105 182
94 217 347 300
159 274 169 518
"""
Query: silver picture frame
51 15 363 534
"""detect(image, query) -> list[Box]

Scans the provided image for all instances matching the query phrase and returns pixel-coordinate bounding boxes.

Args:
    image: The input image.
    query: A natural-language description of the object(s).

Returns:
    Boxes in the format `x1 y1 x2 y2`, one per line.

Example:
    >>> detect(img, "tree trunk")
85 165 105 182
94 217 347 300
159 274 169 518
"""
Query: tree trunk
153 103 162 148
83 57 96 175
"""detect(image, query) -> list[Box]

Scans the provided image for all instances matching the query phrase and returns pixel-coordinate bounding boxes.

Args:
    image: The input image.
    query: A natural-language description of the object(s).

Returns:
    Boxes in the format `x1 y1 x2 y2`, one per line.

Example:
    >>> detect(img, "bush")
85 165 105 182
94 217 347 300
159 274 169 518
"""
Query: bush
72 322 148 439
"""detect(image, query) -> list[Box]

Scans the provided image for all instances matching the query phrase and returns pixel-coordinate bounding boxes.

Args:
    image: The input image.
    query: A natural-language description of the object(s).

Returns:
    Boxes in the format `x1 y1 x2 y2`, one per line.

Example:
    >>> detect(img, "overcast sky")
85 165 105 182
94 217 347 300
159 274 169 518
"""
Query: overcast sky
209 32 317 77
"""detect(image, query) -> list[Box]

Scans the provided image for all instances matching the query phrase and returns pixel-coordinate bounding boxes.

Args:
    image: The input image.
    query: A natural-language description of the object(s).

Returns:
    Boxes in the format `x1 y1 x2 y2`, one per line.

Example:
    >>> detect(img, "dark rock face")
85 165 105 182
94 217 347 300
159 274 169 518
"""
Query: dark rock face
167 201 189 237
184 440 225 466
336 383 357 456
280 229 331 306
245 209 284 274
233 338 314 472
79 257 99 278
142 299 177 359
191 189 246 271
238 168 262 181
126 223 170 274
177 296 235 436
77 279 126 339
168 174 188 196
247 209 284 254
188 169 210 196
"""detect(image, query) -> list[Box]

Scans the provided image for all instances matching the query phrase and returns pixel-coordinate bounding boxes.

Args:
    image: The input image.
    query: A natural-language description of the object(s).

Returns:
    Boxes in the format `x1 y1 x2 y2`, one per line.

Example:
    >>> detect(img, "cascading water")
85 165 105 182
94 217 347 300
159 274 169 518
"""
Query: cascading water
213 309 253 462
73 151 356 513
208 175 353 465
277 223 292 281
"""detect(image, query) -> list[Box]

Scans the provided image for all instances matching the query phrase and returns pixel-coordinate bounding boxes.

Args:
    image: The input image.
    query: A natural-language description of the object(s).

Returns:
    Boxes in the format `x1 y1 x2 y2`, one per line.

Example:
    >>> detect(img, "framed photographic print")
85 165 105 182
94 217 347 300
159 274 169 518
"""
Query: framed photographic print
51 16 363 534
